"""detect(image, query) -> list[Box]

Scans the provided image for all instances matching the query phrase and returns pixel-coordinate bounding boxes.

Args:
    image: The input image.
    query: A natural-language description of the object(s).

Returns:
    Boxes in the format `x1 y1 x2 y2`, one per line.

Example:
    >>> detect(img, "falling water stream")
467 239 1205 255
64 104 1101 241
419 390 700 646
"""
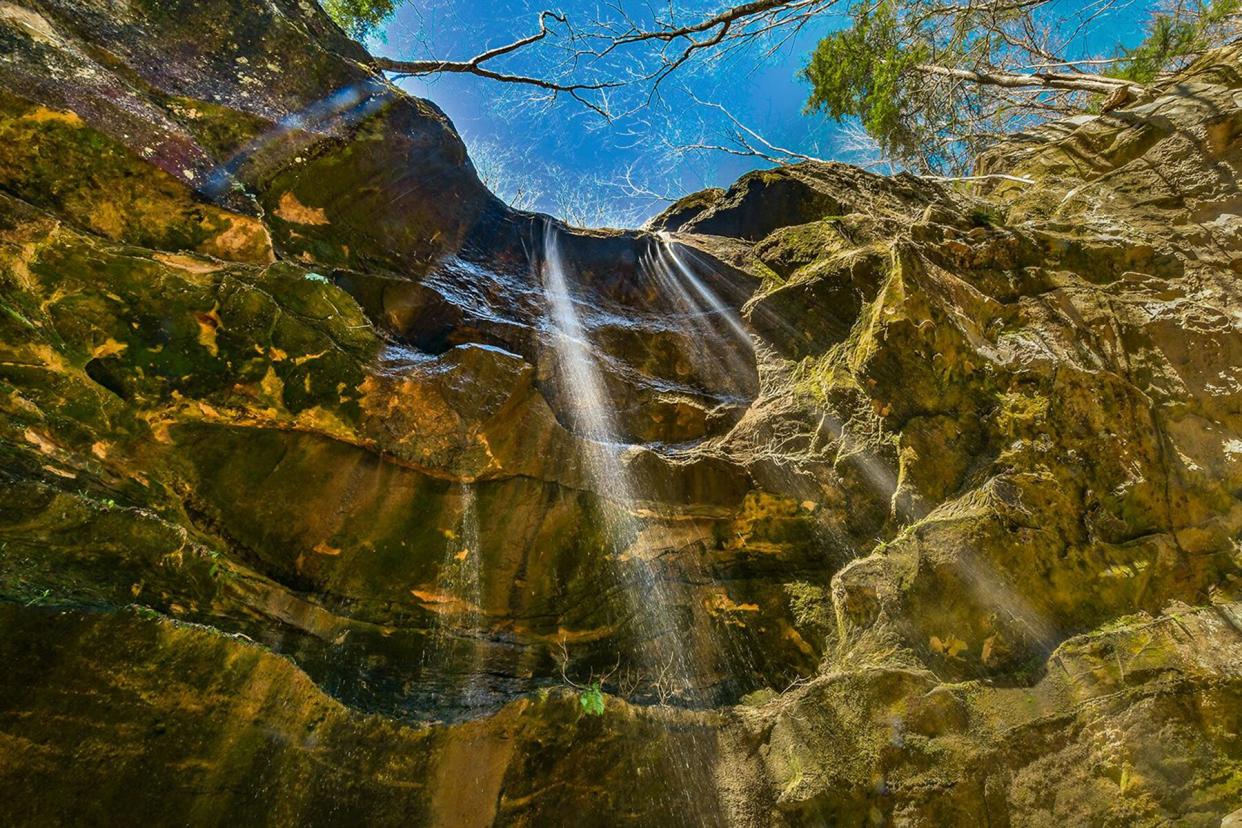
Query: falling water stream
421 482 488 713
539 223 698 686
538 222 769 825
653 233 753 348
646 234 778 698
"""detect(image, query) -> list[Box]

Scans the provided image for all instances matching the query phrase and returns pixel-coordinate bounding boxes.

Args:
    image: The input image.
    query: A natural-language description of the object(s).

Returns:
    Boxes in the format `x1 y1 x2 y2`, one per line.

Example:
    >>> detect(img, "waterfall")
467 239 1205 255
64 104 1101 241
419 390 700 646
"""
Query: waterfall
645 233 773 693
441 482 483 636
542 220 732 825
421 482 487 713
646 235 757 406
539 223 701 694
540 227 626 448
653 233 753 348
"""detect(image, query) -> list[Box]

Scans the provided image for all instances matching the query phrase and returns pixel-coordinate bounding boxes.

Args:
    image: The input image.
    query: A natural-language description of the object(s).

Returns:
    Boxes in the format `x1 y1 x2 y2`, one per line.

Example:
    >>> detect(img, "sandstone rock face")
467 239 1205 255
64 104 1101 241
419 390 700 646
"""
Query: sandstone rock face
0 2 1240 825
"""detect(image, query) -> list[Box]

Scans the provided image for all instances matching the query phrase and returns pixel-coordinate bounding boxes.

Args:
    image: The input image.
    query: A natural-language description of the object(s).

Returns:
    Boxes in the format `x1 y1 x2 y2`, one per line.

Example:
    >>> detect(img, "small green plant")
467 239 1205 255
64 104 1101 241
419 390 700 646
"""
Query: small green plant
969 207 1000 228
24 588 51 607
556 640 613 715
0 300 35 329
207 550 233 581
579 682 606 716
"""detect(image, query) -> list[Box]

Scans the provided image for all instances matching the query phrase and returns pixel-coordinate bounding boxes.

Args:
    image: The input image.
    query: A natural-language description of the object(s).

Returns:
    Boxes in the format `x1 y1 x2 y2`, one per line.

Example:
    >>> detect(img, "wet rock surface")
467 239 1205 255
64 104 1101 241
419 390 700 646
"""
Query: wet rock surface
1 2 1240 825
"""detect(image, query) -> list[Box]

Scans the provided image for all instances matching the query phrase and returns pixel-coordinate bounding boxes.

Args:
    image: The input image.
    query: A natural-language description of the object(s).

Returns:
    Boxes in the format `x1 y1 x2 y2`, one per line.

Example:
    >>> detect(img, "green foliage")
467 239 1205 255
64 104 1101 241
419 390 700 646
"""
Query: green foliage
803 0 930 164
132 605 163 621
802 0 999 172
207 550 233 582
802 0 1239 172
579 682 605 716
321 0 396 38
24 588 51 607
1107 0 1241 84
969 206 1001 227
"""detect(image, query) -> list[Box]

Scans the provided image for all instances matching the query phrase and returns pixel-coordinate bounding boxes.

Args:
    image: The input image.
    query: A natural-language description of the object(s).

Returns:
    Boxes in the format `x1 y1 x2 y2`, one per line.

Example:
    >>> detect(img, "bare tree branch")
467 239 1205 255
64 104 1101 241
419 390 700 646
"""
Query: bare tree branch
685 90 828 163
374 11 621 116
915 62 1143 96
360 0 1225 186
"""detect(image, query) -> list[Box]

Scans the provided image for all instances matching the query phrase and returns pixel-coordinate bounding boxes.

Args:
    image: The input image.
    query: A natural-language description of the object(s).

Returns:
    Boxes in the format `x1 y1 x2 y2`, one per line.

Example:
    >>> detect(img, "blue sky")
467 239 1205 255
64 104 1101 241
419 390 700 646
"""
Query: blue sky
370 0 1151 226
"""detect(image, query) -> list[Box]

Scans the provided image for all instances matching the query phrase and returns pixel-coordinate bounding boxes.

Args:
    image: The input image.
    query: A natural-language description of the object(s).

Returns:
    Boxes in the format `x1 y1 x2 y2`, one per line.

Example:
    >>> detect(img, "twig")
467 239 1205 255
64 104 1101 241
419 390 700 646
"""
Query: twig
375 12 620 117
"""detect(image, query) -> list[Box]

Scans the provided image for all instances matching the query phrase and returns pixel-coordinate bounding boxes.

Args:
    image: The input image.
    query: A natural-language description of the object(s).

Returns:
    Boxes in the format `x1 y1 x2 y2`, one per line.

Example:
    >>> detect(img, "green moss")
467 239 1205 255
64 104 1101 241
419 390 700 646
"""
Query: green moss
789 352 861 403
0 91 270 263
994 390 1049 438
785 581 834 633
163 96 272 160
741 687 779 706
754 219 855 282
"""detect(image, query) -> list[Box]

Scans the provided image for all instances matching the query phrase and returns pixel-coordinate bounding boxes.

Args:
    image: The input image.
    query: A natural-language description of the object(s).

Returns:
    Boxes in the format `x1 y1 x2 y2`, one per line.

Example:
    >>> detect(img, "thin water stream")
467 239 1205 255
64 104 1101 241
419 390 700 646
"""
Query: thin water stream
538 222 771 694
541 221 741 825
420 483 488 713
539 223 700 689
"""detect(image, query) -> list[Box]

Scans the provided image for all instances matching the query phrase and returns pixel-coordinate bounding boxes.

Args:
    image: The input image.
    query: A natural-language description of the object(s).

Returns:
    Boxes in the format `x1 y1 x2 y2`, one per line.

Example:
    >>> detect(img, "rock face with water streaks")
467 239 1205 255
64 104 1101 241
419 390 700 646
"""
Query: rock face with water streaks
1 1 1240 825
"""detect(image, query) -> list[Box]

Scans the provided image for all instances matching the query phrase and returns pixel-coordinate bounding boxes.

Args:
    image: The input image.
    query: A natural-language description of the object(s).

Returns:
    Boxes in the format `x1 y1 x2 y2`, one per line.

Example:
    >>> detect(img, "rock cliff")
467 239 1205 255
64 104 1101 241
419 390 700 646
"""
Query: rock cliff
0 1 1239 824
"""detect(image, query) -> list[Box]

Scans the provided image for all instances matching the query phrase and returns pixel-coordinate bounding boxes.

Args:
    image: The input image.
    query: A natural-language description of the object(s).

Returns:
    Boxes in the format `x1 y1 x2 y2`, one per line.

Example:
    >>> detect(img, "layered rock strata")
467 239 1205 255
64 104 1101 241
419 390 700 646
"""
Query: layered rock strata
0 2 1240 824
